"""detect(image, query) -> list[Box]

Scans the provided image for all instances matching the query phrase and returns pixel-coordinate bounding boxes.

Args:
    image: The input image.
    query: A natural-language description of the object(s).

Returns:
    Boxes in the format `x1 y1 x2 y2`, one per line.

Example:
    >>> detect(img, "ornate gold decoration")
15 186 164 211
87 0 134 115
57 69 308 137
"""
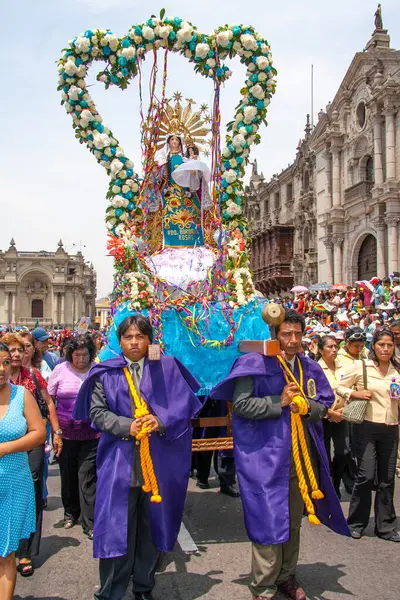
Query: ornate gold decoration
148 92 212 155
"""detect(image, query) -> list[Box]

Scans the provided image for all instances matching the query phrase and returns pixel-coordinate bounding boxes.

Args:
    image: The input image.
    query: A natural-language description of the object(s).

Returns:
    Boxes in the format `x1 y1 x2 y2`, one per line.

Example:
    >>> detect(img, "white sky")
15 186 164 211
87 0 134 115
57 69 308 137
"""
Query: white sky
1 0 399 297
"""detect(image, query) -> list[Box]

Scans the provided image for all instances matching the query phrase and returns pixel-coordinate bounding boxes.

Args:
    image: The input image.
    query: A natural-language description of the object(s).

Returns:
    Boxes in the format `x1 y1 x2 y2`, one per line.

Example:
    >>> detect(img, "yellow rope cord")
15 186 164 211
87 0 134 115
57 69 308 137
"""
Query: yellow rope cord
277 355 324 524
124 367 162 503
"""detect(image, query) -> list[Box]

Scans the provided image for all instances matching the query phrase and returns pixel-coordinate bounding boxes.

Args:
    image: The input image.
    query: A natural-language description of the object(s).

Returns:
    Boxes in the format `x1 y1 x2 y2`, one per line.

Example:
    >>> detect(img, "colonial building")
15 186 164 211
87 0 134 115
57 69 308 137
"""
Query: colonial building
247 11 400 289
95 295 112 328
0 239 97 327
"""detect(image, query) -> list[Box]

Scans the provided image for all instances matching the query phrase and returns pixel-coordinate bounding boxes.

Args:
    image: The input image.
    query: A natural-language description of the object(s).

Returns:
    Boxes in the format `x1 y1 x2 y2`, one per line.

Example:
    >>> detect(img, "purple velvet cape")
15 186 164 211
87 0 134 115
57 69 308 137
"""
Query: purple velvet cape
210 352 350 544
74 355 202 558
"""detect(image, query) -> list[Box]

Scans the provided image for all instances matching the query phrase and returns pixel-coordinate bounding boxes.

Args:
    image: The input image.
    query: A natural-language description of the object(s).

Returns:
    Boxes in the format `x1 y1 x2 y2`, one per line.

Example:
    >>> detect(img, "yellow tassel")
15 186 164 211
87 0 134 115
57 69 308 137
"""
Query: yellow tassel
277 356 324 525
308 514 321 525
124 367 162 503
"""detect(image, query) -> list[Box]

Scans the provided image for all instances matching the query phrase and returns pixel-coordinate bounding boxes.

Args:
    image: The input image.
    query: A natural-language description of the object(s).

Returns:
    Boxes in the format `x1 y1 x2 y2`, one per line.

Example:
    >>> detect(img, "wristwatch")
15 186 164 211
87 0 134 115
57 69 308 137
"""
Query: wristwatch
53 429 63 436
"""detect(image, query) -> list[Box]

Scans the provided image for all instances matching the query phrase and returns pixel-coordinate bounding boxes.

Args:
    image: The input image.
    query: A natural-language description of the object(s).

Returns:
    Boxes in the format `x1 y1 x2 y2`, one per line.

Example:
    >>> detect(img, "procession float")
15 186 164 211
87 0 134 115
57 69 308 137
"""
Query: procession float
57 13 277 448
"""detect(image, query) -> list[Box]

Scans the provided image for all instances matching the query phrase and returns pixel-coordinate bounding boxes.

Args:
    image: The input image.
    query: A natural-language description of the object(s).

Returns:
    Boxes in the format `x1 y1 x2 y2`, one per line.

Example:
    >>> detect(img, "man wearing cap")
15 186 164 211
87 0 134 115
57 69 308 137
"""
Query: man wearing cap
31 327 58 381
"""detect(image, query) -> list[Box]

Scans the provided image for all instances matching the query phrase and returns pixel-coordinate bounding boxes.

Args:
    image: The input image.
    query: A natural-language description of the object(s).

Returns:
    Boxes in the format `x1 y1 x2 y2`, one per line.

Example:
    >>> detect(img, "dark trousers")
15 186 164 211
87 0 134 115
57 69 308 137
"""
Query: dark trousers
348 421 399 537
95 487 161 600
194 449 236 488
16 444 45 559
58 437 98 533
323 419 353 495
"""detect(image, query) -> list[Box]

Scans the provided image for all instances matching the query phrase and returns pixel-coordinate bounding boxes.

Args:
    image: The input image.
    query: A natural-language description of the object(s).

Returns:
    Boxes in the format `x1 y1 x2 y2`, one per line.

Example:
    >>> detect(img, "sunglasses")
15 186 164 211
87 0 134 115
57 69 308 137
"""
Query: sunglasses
347 332 366 342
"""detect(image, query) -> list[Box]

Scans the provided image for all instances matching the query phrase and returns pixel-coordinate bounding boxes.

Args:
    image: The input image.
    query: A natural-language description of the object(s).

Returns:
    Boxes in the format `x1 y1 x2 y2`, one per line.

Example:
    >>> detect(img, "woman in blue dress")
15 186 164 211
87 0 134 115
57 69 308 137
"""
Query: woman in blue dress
0 341 46 600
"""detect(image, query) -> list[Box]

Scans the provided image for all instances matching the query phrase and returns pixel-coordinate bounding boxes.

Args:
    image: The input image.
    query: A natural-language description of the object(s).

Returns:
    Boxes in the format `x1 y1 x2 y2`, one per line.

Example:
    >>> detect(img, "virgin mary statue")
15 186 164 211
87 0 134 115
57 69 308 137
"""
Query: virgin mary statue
143 132 214 290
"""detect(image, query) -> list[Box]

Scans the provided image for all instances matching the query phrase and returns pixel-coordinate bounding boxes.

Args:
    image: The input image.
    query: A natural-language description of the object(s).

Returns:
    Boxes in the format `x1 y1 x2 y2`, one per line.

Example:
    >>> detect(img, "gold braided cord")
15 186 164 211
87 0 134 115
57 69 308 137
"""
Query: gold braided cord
124 367 162 503
277 355 324 524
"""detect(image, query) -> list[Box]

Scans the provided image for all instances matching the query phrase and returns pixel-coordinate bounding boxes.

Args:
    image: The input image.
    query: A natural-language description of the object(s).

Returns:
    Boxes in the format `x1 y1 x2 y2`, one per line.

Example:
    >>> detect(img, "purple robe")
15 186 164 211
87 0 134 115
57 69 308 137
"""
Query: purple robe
74 355 202 558
210 352 350 544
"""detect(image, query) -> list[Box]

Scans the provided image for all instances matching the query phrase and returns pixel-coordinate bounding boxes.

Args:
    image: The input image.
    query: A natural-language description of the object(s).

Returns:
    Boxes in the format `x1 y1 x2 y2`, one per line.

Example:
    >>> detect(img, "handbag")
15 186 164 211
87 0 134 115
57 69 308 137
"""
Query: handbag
342 359 368 425
29 368 50 420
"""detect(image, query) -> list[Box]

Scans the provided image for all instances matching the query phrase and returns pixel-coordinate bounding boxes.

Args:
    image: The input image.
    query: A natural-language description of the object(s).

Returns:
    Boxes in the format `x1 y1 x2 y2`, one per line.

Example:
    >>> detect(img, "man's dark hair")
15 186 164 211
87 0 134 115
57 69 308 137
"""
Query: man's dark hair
276 309 306 335
117 315 153 343
390 319 400 329
65 334 96 363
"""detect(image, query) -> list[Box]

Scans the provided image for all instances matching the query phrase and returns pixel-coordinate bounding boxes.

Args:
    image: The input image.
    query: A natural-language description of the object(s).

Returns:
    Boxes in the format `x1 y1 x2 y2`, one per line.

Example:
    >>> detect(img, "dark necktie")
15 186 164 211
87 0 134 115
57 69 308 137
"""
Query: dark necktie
130 362 141 393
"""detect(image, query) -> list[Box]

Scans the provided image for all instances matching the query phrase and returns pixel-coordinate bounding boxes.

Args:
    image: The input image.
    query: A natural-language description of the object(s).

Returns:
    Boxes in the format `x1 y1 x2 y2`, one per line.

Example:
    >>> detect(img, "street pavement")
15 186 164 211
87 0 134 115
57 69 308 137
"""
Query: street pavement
15 465 400 600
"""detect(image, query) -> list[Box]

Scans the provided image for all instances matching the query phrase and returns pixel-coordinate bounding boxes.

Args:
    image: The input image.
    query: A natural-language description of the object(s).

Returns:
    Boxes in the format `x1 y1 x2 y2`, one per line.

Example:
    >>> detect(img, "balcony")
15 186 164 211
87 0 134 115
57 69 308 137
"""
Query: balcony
344 181 374 203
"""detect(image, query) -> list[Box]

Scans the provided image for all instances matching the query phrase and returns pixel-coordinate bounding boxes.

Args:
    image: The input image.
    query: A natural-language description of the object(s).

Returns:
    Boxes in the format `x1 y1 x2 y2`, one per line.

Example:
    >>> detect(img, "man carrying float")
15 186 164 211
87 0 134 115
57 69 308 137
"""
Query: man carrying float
211 307 350 600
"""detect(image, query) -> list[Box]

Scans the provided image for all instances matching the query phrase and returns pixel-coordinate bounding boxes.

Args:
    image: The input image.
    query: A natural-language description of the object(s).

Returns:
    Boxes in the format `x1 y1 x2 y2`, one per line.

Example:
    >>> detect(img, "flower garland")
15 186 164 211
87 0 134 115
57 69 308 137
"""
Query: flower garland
58 15 276 311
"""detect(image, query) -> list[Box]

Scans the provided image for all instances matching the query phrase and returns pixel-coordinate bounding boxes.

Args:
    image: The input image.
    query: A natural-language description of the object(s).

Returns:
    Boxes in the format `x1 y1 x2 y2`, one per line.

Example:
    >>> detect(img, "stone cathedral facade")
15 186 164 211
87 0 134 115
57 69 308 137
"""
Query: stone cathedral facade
0 239 96 327
246 19 400 293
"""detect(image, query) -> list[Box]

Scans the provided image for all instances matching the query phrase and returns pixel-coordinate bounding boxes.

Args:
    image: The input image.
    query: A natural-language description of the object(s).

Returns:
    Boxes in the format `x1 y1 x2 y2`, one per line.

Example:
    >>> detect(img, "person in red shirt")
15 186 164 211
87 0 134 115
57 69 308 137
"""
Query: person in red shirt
297 293 306 314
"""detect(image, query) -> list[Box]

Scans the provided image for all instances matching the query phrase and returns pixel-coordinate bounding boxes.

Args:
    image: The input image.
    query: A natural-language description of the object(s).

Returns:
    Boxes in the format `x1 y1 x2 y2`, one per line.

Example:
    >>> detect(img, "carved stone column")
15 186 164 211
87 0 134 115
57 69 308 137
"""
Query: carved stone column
385 216 399 275
323 238 334 284
373 113 384 186
331 146 341 207
11 292 16 324
384 109 396 180
60 293 65 325
323 150 332 210
332 235 344 283
375 219 386 278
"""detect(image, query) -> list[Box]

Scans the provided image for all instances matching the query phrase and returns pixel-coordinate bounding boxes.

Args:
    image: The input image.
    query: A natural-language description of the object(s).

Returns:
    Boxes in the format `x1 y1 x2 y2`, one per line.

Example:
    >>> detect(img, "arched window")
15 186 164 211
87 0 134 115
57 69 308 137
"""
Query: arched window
31 299 43 319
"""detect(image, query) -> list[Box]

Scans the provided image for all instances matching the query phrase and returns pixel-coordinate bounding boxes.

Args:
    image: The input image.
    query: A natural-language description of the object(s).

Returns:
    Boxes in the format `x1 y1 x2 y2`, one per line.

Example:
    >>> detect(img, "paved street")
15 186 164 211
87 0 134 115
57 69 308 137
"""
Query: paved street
15 465 400 600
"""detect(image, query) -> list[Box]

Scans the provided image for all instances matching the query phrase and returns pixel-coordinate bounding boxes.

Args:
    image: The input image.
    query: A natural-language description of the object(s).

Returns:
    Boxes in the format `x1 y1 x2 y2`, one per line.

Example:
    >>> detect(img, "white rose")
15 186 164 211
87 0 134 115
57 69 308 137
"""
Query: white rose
247 63 256 72
185 49 192 58
258 72 267 82
125 160 134 168
233 41 242 52
243 106 257 123
195 43 210 59
107 218 116 228
103 147 112 157
91 47 100 57
114 223 126 237
115 147 124 157
93 131 111 149
266 79 275 91
155 25 172 39
64 59 78 76
112 186 121 194
121 46 136 60
216 31 231 48
256 56 270 70
232 134 246 147
68 85 81 101
99 74 108 83
64 102 73 113
250 84 265 100
77 65 87 78
77 79 86 88
206 58 216 68
111 196 124 207
75 35 91 53
240 33 257 50
109 55 116 64
131 183 139 192
110 159 123 175
177 25 193 43
122 184 129 194
222 147 231 158
119 170 127 179
80 109 94 122
224 169 237 183
142 25 155 40
239 127 247 136
230 158 237 168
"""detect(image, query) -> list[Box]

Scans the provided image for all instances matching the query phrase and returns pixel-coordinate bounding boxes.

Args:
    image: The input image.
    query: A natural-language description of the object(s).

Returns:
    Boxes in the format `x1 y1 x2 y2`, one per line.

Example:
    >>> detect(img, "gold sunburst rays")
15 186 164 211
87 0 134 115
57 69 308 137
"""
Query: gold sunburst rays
153 92 212 155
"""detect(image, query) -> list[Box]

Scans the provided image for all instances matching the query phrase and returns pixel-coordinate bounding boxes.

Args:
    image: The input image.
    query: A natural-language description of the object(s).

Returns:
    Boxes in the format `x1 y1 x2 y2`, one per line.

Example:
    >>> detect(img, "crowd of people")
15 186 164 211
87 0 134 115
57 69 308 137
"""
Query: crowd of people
0 277 399 600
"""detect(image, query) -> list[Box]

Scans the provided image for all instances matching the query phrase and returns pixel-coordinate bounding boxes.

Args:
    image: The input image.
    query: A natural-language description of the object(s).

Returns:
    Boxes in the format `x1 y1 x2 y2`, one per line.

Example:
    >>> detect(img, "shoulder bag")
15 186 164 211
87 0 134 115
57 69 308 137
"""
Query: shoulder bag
342 359 368 424
29 368 50 420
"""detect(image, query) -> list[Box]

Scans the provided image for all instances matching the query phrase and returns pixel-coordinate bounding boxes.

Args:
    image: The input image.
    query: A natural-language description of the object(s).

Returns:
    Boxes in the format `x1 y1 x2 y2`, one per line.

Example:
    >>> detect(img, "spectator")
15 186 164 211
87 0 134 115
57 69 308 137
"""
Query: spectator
31 328 58 381
0 341 46 599
47 335 99 539
2 333 62 577
318 336 353 497
338 328 400 542
337 327 368 368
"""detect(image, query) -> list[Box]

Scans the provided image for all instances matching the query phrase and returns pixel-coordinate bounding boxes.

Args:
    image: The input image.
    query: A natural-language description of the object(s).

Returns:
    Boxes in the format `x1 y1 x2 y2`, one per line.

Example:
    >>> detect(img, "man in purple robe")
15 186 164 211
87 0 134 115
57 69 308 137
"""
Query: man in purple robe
210 309 350 600
73 315 201 600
